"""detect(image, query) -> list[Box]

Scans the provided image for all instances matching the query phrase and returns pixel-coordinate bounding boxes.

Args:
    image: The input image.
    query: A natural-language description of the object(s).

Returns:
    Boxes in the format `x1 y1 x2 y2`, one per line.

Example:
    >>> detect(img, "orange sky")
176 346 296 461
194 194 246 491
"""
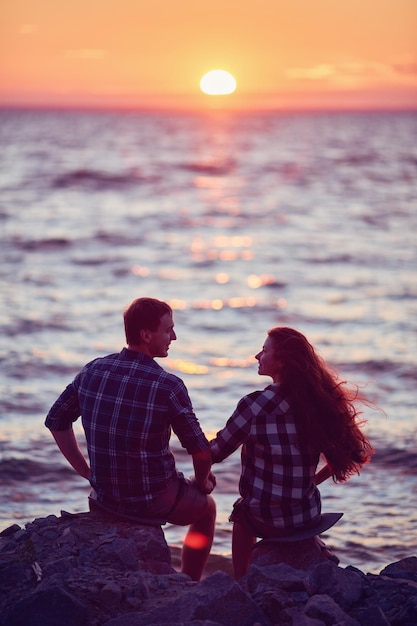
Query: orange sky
1 0 416 111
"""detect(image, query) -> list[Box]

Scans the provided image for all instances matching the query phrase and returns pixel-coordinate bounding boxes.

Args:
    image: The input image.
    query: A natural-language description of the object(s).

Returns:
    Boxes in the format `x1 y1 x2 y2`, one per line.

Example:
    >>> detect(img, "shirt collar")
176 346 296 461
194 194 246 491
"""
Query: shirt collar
121 347 155 364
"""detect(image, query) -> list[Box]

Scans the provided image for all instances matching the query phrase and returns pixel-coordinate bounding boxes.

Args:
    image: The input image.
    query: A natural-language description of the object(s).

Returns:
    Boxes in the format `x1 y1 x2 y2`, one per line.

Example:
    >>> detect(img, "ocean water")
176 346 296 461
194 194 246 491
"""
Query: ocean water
0 108 416 574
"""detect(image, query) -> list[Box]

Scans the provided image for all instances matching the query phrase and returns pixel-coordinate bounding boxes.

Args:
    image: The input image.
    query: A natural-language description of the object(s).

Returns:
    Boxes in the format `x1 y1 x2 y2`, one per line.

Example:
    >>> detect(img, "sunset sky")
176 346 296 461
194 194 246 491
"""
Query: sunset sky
1 0 416 111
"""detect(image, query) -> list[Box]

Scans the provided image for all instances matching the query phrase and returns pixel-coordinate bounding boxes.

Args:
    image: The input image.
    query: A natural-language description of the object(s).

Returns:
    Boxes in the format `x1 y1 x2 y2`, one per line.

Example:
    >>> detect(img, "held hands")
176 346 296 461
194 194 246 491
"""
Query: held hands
205 471 217 494
194 471 216 494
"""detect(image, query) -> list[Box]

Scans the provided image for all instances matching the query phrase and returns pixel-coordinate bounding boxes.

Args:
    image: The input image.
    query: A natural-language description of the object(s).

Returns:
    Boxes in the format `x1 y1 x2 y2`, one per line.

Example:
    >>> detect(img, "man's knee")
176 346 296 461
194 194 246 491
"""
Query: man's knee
166 482 216 526
194 494 216 526
206 494 216 520
193 498 216 541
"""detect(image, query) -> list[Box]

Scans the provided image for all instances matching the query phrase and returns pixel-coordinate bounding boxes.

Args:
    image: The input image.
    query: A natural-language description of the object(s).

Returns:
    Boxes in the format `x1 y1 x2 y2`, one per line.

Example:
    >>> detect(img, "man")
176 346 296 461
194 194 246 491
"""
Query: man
45 297 216 581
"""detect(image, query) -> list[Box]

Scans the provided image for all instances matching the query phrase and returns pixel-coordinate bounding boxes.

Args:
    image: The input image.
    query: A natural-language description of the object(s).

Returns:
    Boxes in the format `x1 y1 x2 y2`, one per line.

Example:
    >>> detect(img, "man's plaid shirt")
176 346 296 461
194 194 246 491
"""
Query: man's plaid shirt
45 348 209 516
211 384 321 529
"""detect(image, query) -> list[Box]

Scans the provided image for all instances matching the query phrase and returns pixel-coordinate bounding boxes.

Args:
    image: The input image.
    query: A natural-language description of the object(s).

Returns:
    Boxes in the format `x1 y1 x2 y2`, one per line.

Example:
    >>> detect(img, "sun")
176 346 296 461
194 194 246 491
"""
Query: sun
200 70 237 96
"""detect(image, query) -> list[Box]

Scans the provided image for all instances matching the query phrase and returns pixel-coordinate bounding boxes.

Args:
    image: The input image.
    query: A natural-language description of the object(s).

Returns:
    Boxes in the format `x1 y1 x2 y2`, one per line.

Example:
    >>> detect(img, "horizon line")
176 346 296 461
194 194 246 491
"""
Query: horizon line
1 102 416 115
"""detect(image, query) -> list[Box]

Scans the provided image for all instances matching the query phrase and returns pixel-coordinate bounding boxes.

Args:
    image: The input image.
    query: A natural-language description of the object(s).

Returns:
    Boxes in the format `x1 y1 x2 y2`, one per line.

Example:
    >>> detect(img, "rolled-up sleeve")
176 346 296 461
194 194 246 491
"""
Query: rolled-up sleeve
170 382 209 454
45 382 81 431
210 396 252 463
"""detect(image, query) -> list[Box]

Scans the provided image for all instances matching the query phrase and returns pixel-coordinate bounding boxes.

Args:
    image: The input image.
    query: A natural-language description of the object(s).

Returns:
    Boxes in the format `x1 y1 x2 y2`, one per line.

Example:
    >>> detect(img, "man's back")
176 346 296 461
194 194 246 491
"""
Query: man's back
46 347 208 516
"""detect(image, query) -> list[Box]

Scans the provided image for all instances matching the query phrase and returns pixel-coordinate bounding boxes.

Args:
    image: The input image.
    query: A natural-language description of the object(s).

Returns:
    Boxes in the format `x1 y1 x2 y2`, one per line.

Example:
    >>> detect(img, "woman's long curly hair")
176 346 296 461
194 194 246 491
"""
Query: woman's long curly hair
268 327 374 482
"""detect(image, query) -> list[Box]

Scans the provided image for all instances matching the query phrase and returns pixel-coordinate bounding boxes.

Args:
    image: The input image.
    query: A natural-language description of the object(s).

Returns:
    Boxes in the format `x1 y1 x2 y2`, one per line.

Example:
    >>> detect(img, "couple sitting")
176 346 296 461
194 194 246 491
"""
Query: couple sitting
45 297 373 580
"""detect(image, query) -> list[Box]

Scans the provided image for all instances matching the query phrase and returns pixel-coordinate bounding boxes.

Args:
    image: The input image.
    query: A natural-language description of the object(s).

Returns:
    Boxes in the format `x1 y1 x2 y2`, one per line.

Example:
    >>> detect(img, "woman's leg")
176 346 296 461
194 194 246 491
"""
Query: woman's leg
232 520 256 579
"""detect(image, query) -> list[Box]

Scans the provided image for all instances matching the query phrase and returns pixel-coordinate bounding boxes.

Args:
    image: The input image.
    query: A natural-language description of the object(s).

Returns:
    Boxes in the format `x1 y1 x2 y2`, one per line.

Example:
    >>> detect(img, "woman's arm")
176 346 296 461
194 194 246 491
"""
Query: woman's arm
210 396 253 463
314 462 333 485
50 427 91 480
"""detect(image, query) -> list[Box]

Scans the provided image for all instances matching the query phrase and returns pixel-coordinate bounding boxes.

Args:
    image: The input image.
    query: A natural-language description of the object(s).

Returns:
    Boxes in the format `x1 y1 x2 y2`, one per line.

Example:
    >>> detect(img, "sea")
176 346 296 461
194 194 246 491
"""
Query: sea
0 107 416 575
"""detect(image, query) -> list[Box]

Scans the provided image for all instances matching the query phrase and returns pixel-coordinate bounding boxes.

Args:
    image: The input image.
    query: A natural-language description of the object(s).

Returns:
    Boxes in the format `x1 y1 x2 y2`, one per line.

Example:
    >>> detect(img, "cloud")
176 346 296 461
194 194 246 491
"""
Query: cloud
285 61 392 84
393 62 417 75
286 64 336 80
65 49 105 60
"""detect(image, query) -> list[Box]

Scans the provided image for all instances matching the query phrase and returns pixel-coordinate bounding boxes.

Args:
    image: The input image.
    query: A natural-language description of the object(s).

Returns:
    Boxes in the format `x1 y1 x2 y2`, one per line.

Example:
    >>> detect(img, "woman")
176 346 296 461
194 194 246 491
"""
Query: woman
210 327 374 578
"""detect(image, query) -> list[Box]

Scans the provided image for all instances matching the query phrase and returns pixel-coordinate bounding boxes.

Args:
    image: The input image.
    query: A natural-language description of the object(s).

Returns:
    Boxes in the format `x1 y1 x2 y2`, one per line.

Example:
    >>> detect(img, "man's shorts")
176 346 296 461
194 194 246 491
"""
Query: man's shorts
143 476 214 527
89 476 214 527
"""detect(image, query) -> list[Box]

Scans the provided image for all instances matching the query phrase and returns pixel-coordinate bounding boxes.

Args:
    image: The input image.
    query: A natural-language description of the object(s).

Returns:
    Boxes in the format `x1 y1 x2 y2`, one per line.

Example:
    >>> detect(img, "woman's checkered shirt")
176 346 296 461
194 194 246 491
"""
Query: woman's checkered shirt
211 384 321 529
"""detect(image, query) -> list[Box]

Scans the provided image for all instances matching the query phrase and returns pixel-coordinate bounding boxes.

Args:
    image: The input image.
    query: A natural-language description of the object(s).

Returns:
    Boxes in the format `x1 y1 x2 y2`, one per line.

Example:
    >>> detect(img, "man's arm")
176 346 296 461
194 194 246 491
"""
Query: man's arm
192 448 215 494
50 427 91 480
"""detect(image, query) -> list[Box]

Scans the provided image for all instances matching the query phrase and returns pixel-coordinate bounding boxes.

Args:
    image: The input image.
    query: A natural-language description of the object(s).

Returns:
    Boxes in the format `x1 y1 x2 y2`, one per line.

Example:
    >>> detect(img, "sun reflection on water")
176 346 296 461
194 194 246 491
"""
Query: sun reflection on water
165 359 208 375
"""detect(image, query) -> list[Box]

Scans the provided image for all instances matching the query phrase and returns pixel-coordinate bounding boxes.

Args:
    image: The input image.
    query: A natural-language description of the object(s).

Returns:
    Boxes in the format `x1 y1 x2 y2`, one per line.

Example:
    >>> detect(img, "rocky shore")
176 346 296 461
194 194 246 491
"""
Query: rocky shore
0 510 416 625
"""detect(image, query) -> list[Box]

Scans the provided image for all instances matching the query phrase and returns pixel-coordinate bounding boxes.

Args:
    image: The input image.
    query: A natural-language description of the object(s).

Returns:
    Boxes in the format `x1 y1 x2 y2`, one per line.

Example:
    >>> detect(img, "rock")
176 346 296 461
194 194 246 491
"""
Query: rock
255 587 296 621
245 562 307 594
250 537 329 571
3 585 87 626
305 560 364 610
349 604 390 626
364 573 417 625
0 510 175 626
0 524 21 537
302 594 360 625
0 512 416 626
99 581 124 608
380 556 417 582
103 571 268 626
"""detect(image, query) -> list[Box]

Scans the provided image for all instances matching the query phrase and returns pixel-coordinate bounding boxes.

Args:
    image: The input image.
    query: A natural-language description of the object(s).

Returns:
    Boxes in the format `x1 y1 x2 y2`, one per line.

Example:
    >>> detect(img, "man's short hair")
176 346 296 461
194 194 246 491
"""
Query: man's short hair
124 298 172 345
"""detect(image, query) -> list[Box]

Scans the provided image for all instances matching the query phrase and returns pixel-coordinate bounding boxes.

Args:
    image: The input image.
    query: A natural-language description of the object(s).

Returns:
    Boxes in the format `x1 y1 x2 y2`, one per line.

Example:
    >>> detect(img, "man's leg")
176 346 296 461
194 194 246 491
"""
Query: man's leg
181 494 216 581
232 520 256 579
